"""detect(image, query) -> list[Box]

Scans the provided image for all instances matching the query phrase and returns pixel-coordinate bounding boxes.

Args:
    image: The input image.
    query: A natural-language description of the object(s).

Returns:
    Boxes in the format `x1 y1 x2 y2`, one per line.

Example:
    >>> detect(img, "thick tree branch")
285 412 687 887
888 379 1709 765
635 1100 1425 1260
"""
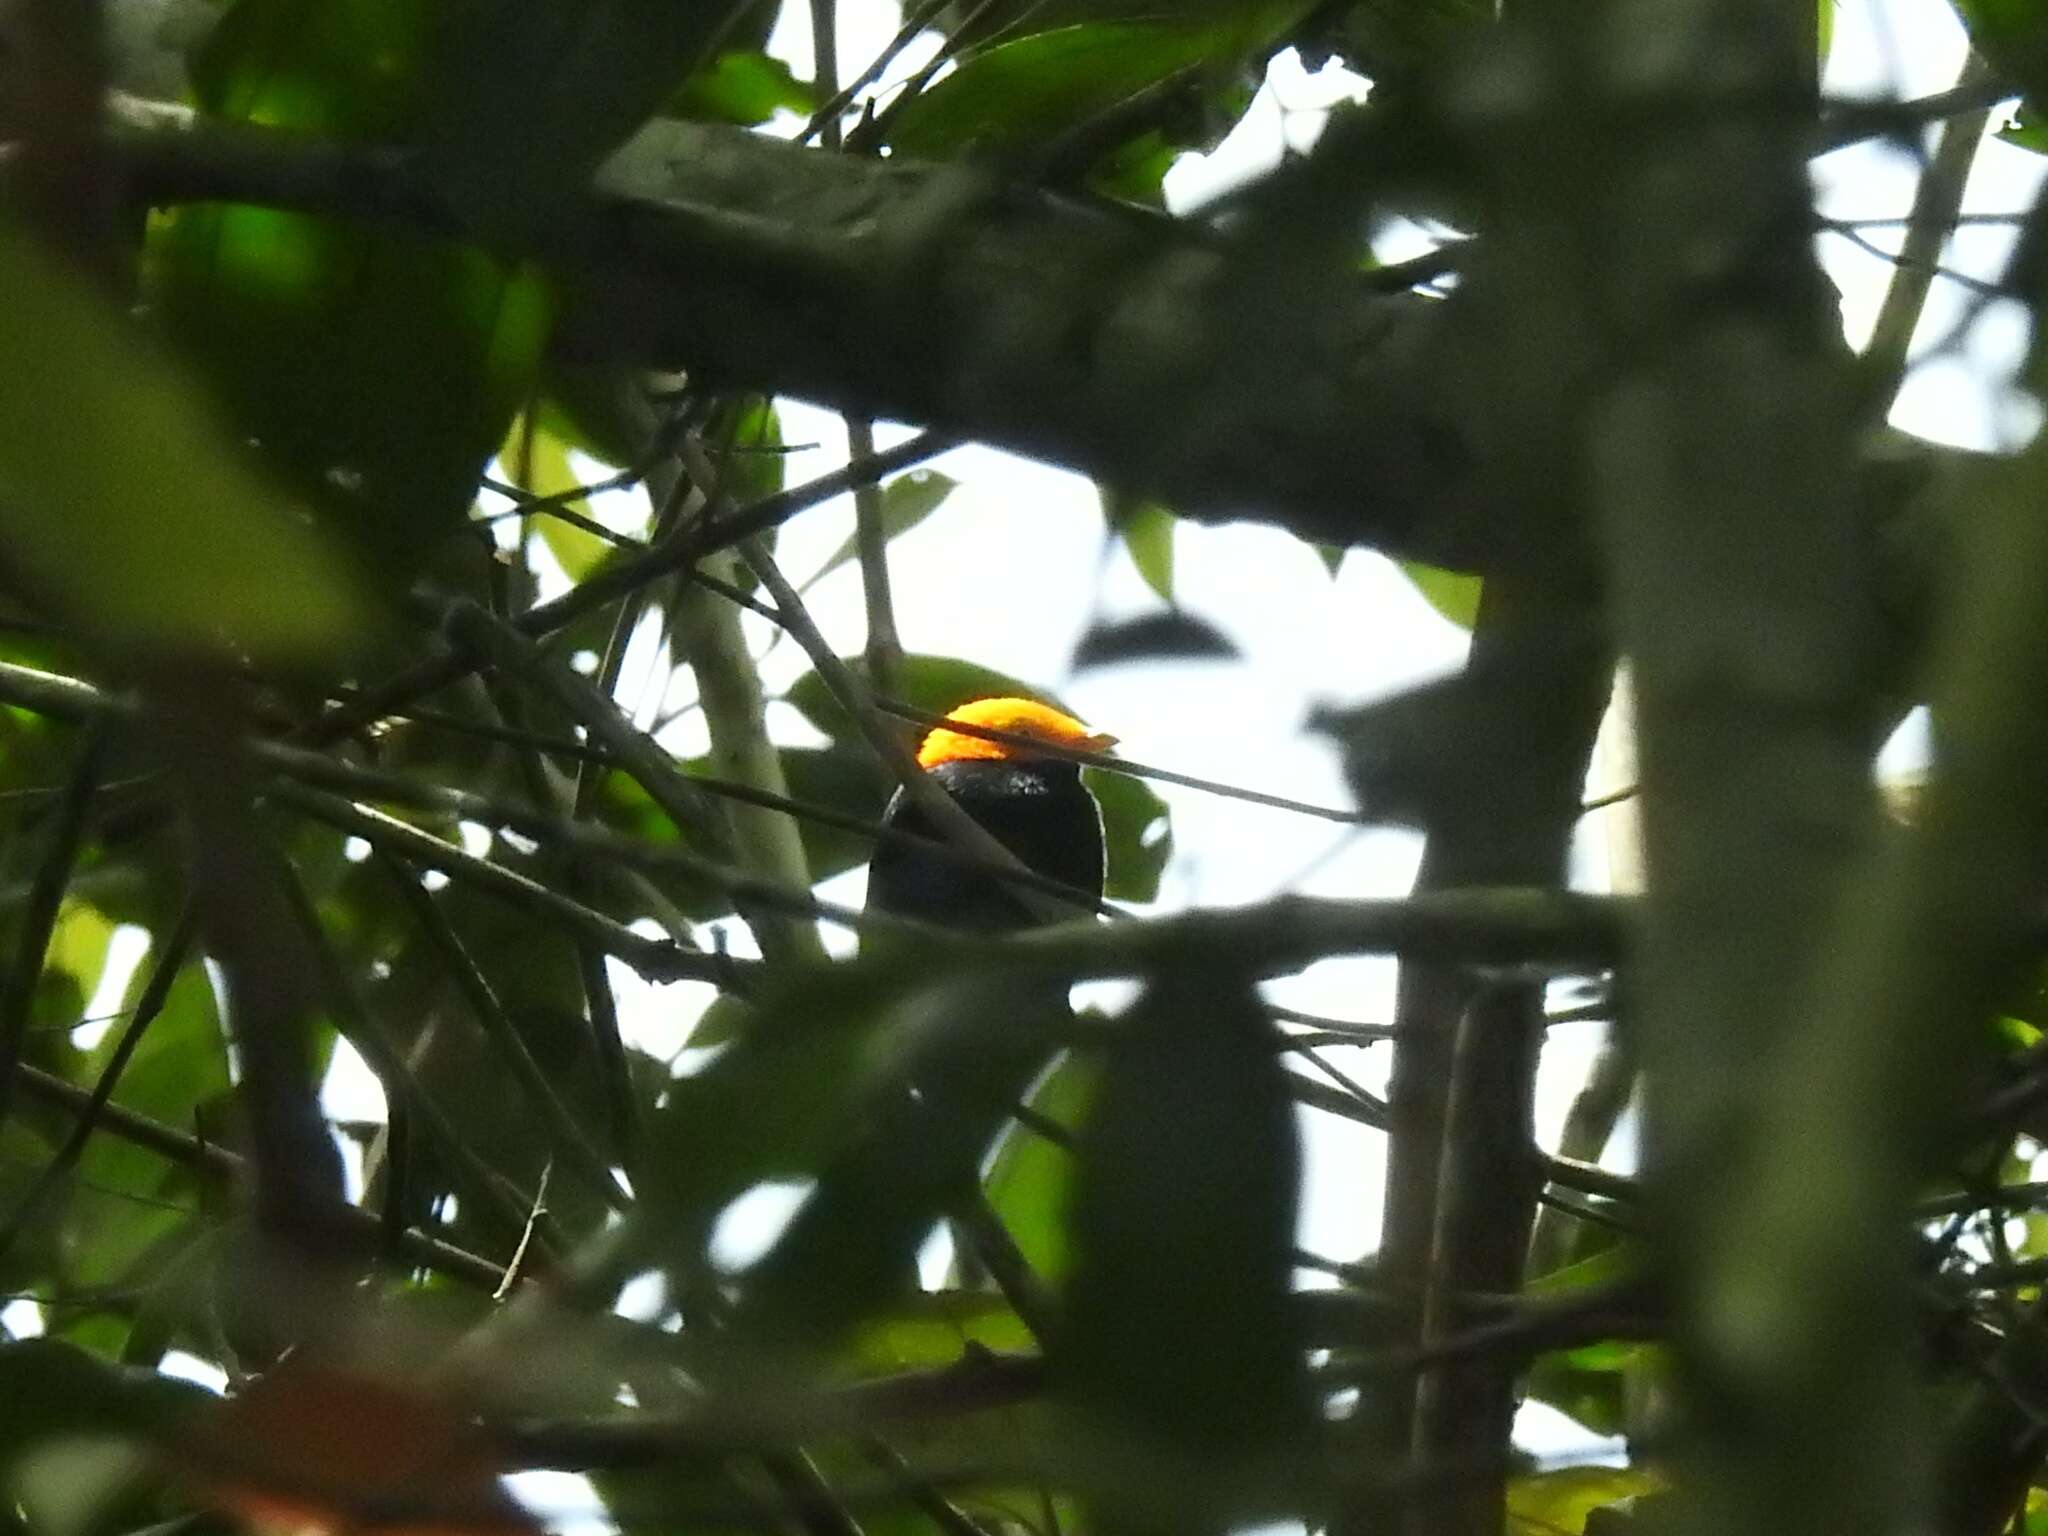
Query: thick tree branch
87 101 1985 617
93 103 1480 567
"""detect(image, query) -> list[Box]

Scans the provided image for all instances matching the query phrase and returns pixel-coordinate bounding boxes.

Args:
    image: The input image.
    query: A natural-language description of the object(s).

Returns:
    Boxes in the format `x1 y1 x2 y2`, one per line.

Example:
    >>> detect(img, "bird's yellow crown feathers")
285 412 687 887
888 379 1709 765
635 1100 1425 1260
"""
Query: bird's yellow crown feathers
915 696 1116 770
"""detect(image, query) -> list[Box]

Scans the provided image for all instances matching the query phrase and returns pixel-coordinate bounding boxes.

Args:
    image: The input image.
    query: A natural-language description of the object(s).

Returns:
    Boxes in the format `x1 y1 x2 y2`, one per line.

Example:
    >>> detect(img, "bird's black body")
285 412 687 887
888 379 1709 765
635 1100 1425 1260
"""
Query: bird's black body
867 757 1105 931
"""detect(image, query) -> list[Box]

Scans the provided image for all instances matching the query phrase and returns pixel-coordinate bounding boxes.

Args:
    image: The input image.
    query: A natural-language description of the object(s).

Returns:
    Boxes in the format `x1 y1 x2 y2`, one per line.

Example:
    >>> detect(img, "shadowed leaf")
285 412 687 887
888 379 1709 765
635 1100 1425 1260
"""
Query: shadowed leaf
1072 610 1239 671
0 226 363 658
803 470 960 592
1056 969 1313 1524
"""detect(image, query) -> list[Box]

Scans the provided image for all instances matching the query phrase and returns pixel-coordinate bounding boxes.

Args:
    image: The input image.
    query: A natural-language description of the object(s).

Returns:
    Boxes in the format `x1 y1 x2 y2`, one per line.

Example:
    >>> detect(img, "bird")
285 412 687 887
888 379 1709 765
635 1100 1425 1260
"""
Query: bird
867 696 1116 931
719 697 1114 1342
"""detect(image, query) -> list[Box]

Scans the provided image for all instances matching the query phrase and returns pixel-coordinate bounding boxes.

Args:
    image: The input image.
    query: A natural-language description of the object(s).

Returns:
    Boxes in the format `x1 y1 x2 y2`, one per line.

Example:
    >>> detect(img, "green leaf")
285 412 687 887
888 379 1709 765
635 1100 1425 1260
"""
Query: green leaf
1105 493 1175 602
846 1290 1034 1375
68 963 229 1289
714 397 788 517
1400 559 1483 630
0 1339 212 1449
667 49 818 126
1524 1340 1665 1439
2001 101 2048 156
1056 970 1312 1522
504 417 617 581
803 471 960 592
0 225 364 659
983 1050 1097 1279
776 746 893 886
148 0 553 572
1949 0 2048 100
728 971 1065 1357
1507 1467 1666 1536
1086 768 1171 902
1526 1240 1644 1297
1087 126 1183 205
784 653 1065 745
537 363 647 470
642 963 914 1260
885 14 1309 162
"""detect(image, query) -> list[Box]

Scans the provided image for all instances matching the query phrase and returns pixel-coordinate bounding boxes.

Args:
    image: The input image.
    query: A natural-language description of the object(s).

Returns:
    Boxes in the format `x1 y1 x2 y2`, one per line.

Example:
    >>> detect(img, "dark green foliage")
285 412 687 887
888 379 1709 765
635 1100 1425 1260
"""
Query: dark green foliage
2 5 2039 1536
725 972 1064 1357
146 0 554 573
1056 969 1315 1526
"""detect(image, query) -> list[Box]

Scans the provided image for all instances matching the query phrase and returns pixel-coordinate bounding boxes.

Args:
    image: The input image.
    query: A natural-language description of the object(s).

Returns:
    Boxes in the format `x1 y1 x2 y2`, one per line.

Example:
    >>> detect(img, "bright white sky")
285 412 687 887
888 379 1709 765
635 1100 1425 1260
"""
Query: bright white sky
37 0 2043 1515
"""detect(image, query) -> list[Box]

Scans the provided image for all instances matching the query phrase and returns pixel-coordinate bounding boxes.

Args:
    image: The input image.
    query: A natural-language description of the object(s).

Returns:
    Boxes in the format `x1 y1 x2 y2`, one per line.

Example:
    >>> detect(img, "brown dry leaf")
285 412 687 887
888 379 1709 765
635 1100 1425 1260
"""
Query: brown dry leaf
190 1363 538 1536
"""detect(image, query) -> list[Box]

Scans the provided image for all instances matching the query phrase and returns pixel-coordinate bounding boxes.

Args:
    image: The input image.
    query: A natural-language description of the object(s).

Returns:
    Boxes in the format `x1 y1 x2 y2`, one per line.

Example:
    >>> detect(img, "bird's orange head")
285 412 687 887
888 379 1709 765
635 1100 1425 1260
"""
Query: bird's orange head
915 696 1117 770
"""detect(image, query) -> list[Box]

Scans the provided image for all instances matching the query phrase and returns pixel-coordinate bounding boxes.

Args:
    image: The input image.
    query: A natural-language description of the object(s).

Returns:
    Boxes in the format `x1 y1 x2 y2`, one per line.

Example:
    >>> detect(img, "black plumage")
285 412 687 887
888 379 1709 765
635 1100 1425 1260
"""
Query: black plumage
867 755 1104 930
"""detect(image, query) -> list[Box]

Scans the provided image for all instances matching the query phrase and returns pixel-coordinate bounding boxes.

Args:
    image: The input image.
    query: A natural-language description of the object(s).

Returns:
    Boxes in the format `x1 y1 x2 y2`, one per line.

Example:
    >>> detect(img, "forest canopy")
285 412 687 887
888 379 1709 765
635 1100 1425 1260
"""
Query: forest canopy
0 3 2044 1536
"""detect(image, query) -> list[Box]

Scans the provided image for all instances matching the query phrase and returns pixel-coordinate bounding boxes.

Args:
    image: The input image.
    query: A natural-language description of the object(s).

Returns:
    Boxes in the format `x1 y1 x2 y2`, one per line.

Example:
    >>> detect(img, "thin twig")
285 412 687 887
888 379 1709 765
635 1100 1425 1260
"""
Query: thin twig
312 432 949 752
798 0 949 143
0 725 107 1130
849 418 902 696
874 698 1368 824
1859 53 1999 418
438 596 728 853
948 1189 1057 1345
386 863 631 1212
0 906 196 1265
12 1062 510 1291
267 780 750 988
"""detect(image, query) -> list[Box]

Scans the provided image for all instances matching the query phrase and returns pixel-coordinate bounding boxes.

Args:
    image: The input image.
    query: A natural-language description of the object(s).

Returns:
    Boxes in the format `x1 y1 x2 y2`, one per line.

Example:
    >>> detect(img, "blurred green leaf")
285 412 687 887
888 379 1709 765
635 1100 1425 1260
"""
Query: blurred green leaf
537 363 648 470
775 746 892 886
1057 970 1312 1520
1527 1240 1644 1297
984 1050 1097 1278
69 963 227 1290
886 13 1309 162
728 972 1064 1357
668 48 818 126
1524 1339 1665 1439
847 1290 1034 1374
715 398 789 509
505 416 619 581
1086 768 1171 902
1507 1466 1666 1536
0 1339 211 1450
1949 0 2048 98
643 963 914 1259
1087 124 1183 204
2000 101 2048 156
785 652 1063 746
803 471 960 592
1072 610 1239 671
1400 559 1483 630
148 0 553 573
1104 494 1175 602
0 225 363 658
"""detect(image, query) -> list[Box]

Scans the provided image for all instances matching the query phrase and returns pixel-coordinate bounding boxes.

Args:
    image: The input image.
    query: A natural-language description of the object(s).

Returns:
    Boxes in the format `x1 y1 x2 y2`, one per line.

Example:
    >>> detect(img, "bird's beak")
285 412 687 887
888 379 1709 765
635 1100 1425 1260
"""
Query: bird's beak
1078 730 1118 754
